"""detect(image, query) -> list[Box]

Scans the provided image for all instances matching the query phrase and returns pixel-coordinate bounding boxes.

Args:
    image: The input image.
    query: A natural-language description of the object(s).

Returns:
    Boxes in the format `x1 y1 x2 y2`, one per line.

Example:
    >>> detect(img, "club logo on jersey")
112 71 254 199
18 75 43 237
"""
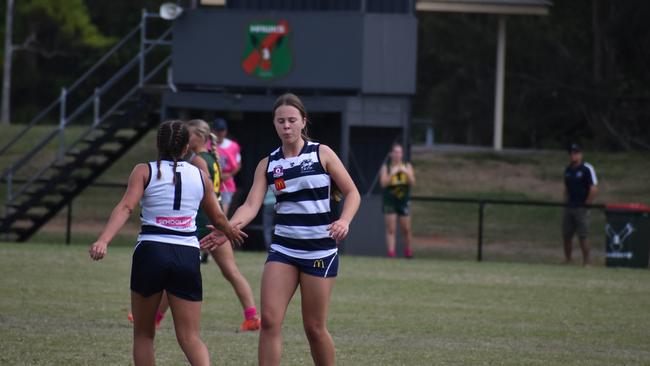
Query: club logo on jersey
242 20 292 80
576 171 583 178
313 259 325 269
300 158 315 173
273 165 284 178
156 216 192 228
274 178 286 191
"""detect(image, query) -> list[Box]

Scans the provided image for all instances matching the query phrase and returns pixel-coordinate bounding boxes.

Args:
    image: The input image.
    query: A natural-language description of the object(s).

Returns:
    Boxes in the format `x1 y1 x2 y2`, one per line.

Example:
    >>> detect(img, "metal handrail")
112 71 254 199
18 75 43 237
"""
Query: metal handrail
410 195 606 262
0 24 143 158
4 52 171 206
0 26 171 179
1 14 172 212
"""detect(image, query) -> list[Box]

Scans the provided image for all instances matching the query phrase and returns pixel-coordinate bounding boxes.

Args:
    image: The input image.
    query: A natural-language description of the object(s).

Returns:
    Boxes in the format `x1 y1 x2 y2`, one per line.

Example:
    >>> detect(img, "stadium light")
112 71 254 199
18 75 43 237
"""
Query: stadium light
160 3 184 20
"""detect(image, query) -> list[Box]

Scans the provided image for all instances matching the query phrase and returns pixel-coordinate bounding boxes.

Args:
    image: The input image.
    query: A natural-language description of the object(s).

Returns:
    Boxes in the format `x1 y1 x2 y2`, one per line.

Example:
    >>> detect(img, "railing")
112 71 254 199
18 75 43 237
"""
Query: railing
411 196 605 262
1 11 172 217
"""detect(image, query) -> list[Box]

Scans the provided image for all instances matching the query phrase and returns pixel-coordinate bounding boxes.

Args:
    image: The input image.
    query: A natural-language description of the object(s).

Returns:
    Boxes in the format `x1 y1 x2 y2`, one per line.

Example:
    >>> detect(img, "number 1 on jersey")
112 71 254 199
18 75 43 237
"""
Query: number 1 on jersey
173 172 182 210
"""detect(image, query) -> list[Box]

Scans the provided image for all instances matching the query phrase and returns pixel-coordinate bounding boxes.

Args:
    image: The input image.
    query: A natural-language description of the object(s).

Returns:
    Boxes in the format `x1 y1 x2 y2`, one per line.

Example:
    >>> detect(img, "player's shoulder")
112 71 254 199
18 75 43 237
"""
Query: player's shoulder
582 162 596 171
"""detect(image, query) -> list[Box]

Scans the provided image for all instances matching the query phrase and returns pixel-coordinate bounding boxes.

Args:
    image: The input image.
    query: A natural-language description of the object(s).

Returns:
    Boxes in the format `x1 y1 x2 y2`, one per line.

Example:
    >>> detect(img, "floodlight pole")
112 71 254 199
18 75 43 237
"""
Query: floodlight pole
493 15 506 151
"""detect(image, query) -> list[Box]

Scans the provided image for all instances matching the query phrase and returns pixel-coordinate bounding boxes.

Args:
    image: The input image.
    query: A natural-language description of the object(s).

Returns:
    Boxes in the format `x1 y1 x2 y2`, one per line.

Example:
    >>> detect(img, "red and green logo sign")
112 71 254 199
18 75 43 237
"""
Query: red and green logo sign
242 20 292 80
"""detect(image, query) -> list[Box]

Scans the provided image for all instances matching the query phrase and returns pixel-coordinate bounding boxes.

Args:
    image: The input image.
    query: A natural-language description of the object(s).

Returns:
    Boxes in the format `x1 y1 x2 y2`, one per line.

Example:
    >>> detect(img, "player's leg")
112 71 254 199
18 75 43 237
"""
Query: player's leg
166 245 210 365
220 191 233 218
156 291 169 328
384 213 397 257
210 242 260 330
561 209 575 263
259 260 300 366
131 291 163 366
167 293 210 366
398 213 413 258
300 272 336 366
130 241 166 364
577 208 590 266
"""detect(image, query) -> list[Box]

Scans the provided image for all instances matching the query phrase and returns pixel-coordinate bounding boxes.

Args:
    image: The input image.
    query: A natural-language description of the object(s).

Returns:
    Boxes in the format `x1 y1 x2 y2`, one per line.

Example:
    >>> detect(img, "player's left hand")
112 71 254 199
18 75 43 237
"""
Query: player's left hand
328 219 349 244
89 240 108 261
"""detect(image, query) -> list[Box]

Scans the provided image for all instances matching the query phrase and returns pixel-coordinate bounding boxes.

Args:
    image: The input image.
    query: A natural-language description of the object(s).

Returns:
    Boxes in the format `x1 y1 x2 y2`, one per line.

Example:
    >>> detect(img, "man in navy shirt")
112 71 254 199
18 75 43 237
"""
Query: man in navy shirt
563 143 598 266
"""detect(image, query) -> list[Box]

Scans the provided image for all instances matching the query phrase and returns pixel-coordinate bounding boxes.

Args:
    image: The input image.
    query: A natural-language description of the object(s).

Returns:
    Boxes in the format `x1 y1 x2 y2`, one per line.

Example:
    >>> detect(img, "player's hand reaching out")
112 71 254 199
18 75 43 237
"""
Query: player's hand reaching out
200 224 247 251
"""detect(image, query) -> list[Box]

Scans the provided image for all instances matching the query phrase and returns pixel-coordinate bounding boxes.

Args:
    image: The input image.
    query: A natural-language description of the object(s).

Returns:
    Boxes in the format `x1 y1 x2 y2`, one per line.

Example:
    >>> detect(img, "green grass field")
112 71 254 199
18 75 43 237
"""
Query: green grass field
1 243 649 365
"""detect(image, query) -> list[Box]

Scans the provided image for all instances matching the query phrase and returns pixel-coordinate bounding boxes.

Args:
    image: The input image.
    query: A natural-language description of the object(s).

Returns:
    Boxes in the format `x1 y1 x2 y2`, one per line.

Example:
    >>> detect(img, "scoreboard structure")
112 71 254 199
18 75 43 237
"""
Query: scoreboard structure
161 3 417 254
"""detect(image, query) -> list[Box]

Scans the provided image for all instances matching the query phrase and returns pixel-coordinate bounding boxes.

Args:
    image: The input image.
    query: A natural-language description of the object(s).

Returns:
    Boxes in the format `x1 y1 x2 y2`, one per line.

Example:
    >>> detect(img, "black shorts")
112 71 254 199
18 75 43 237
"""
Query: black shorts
266 250 339 278
130 241 202 301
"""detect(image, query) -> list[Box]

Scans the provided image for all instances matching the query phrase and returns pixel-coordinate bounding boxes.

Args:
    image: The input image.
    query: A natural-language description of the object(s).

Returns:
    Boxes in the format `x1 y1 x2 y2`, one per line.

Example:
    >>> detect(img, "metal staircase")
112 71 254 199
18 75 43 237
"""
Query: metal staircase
0 12 172 242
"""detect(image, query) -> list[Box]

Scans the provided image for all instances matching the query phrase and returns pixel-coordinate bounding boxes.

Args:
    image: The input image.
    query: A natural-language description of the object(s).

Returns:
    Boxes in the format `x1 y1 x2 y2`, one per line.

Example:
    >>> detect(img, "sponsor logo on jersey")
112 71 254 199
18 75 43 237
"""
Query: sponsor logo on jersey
313 259 325 269
273 165 284 178
300 158 314 173
274 178 286 191
156 216 192 228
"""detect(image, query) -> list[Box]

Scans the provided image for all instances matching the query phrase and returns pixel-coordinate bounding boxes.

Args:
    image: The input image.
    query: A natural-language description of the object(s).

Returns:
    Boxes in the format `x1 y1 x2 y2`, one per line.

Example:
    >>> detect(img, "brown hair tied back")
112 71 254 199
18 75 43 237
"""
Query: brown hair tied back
273 93 310 140
156 120 189 184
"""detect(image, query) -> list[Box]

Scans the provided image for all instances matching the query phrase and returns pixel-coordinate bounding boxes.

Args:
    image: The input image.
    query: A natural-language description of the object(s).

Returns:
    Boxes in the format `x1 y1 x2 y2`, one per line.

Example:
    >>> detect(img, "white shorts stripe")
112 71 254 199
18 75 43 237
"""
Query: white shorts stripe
270 244 338 260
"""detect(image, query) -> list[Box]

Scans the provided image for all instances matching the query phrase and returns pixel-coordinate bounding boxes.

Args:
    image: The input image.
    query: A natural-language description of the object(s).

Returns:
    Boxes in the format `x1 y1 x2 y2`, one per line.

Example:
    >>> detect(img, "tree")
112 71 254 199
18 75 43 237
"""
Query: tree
0 0 113 124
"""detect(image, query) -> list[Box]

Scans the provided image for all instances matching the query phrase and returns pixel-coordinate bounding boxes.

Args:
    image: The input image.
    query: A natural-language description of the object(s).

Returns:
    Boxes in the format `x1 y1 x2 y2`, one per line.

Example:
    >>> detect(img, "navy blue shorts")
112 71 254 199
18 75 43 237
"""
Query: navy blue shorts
266 250 339 278
130 241 202 301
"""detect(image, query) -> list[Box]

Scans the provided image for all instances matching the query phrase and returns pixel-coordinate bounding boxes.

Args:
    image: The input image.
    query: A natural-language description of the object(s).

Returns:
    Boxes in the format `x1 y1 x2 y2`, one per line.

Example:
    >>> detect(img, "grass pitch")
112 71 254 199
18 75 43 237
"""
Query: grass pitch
1 243 649 365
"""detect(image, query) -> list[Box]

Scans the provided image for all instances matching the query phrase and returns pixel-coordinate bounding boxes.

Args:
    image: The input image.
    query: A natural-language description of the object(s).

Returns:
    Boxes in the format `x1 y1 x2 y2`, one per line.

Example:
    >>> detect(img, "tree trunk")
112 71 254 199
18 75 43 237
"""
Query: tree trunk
1 0 14 125
592 0 602 82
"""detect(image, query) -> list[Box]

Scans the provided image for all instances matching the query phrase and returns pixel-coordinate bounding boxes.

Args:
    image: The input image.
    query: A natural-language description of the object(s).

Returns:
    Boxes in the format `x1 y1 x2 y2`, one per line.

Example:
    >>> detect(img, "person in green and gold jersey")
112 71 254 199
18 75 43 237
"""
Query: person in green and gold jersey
379 143 416 258
185 119 261 332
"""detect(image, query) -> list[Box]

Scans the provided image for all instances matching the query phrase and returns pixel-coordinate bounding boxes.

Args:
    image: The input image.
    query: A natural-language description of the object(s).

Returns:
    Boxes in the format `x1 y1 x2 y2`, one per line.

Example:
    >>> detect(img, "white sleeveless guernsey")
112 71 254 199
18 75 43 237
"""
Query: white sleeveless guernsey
137 160 205 248
266 141 337 260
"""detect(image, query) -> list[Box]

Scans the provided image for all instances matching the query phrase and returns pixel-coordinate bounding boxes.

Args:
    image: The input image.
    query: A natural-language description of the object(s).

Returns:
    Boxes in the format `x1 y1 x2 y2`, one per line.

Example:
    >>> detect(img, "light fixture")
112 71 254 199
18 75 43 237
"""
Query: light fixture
159 2 184 20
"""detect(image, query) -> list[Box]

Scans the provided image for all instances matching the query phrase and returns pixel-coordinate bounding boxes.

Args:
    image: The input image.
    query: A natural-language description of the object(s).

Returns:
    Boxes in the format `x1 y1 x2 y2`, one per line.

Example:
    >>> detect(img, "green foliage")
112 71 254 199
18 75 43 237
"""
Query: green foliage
415 0 650 150
16 0 113 49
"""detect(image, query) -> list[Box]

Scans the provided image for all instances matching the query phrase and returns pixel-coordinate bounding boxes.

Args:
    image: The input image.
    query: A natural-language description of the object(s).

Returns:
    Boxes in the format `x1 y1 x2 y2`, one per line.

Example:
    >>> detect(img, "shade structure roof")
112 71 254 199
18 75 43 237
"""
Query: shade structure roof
416 0 551 15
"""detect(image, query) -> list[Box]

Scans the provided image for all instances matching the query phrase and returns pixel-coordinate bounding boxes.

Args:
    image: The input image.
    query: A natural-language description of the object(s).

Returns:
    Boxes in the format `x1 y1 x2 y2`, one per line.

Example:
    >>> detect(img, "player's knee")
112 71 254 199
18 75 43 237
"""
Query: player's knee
260 313 282 333
175 329 201 350
303 322 328 342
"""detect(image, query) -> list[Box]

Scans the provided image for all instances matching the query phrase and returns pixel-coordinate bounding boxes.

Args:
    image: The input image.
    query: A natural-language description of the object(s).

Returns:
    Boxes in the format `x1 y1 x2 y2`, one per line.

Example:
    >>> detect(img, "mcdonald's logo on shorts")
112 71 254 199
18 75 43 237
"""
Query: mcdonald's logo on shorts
313 259 325 269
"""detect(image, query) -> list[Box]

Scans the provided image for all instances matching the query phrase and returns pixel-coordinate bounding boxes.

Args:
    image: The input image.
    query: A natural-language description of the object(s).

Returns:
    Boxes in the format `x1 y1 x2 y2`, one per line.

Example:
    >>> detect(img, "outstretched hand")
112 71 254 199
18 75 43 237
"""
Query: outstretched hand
199 224 247 251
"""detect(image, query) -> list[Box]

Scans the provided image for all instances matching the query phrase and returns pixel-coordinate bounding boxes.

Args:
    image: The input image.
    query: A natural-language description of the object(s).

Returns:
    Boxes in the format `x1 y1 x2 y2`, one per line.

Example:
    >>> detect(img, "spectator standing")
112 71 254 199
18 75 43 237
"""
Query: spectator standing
563 143 598 266
211 118 241 216
379 143 416 258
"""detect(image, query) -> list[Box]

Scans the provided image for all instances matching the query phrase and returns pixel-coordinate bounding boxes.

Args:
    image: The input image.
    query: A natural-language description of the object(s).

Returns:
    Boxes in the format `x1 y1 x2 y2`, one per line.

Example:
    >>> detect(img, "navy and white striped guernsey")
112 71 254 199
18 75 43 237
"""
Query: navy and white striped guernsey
137 160 204 248
266 141 337 260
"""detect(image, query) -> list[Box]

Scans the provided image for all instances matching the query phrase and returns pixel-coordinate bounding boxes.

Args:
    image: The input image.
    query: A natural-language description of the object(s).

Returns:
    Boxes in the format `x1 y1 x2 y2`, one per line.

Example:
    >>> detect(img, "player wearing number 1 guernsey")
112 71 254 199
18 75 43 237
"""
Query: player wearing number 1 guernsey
185 119 260 331
89 120 245 365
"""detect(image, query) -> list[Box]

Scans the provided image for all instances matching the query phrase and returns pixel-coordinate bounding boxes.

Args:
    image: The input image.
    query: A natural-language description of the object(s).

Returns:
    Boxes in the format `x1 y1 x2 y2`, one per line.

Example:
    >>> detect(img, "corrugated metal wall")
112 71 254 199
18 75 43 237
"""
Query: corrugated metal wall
224 0 412 13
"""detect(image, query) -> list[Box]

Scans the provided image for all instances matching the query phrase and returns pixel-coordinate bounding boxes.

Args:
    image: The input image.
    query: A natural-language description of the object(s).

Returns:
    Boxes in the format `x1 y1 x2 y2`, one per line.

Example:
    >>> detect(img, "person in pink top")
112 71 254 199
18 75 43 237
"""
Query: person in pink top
210 118 241 216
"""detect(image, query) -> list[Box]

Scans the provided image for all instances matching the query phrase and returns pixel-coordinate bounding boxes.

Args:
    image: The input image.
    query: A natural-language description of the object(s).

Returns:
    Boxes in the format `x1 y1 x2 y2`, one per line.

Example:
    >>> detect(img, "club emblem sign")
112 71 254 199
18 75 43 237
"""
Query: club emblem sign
242 20 292 80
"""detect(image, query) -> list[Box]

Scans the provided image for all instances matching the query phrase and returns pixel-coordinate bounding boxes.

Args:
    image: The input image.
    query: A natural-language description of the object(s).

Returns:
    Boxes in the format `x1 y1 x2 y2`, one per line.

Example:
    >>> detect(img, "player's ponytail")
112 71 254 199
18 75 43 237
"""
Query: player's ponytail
209 132 221 169
156 120 189 183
